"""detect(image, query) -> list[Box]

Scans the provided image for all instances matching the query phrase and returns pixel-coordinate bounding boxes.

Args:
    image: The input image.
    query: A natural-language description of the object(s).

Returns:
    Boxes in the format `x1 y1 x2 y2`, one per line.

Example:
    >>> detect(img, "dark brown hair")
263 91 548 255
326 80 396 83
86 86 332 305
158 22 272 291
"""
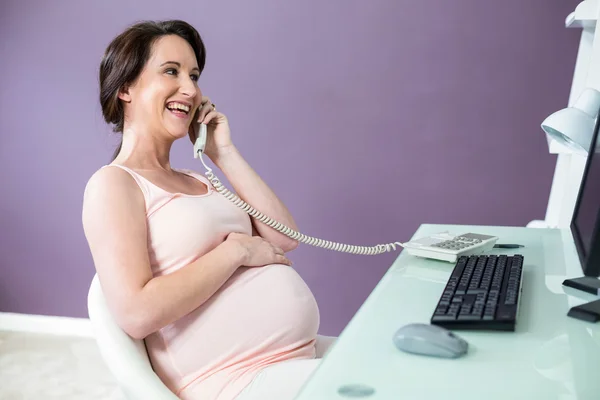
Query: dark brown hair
99 20 206 160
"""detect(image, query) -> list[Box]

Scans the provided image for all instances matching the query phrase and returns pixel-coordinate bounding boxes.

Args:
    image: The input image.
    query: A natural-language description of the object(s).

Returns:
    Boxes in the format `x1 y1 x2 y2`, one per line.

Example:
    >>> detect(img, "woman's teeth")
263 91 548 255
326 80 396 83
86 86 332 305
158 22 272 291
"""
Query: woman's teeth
166 102 190 114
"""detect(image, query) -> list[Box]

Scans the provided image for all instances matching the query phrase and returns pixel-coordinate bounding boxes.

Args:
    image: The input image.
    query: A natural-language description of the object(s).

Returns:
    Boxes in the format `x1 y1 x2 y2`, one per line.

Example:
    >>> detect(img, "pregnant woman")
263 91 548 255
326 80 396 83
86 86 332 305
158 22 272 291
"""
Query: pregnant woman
82 19 335 400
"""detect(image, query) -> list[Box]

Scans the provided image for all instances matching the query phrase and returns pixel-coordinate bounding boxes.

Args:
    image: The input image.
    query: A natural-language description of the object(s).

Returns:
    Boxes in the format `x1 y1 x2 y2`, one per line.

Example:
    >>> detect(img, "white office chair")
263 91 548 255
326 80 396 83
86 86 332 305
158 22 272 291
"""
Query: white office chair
87 274 180 400
88 274 338 400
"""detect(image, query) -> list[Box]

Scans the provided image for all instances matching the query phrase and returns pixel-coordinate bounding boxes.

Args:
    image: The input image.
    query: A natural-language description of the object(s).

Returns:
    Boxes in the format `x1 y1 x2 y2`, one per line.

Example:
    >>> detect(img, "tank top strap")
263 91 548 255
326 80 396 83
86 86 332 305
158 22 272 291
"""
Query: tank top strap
100 164 174 215
102 164 150 197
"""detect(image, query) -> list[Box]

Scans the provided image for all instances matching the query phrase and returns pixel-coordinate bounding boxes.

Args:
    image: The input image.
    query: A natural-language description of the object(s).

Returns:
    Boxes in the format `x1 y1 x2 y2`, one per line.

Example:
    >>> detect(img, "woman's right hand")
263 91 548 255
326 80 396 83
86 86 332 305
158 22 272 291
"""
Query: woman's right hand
225 232 293 267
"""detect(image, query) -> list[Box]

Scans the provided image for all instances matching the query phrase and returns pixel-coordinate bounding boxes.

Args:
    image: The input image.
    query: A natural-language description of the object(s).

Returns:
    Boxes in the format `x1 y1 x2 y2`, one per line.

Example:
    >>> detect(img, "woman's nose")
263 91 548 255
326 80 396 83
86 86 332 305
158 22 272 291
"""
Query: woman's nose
180 78 198 98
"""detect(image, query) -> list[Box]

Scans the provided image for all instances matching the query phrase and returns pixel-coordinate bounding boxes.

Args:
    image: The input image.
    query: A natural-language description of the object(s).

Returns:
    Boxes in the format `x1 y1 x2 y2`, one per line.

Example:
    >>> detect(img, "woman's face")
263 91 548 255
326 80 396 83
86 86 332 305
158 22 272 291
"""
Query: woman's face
121 34 202 141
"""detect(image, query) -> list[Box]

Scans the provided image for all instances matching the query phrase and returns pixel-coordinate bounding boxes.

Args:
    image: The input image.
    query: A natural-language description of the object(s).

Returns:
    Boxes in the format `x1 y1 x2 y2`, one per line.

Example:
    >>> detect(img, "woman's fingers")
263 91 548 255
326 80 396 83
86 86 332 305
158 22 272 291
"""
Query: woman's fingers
201 110 219 125
197 96 212 122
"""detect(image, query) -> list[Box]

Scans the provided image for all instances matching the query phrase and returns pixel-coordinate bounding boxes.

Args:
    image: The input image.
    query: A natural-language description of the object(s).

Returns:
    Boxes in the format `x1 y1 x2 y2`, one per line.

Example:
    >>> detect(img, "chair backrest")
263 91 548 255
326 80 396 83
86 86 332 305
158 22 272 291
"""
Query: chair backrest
87 274 179 400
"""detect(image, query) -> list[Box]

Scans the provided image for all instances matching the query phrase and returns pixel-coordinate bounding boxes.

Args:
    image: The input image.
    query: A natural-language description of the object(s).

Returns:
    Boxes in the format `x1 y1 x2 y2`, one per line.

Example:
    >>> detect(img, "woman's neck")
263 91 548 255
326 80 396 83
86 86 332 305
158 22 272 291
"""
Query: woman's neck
114 126 174 171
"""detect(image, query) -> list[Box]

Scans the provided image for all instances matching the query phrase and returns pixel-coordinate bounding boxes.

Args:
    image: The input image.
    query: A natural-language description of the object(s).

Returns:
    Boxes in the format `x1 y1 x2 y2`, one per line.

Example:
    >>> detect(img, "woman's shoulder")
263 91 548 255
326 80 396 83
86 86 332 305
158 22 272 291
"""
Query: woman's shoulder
83 165 146 207
81 165 148 246
85 164 137 191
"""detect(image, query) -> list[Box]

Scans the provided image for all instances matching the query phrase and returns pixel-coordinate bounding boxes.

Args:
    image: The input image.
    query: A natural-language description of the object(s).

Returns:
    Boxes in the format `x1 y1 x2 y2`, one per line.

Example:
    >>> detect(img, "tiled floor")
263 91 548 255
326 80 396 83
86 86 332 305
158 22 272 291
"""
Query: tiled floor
0 331 125 399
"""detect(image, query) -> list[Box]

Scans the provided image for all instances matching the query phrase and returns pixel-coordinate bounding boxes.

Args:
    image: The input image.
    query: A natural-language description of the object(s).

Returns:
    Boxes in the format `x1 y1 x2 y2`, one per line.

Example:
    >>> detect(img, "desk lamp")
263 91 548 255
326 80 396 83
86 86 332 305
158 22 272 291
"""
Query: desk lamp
541 88 600 154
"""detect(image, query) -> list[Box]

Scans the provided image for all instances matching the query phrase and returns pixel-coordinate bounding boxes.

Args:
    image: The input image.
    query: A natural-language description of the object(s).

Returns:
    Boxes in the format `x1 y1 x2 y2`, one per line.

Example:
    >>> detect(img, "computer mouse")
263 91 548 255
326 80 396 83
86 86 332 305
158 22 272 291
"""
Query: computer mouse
392 323 468 358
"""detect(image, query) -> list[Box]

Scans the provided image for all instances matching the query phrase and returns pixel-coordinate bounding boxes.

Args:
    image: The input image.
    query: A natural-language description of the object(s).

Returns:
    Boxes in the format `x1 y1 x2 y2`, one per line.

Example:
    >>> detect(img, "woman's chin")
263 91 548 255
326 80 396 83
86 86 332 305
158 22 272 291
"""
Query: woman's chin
165 126 190 140
163 115 192 140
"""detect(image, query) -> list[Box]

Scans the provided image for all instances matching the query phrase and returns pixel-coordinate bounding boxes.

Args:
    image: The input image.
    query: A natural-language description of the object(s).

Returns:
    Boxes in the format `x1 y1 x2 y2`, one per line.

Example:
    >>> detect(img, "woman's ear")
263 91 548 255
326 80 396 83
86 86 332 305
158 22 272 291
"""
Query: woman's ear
117 85 131 102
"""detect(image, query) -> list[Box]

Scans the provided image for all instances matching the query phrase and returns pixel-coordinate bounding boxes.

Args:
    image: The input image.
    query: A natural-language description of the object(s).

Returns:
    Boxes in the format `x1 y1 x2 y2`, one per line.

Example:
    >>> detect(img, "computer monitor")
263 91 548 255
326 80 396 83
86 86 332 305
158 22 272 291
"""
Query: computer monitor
562 107 600 322
570 106 600 277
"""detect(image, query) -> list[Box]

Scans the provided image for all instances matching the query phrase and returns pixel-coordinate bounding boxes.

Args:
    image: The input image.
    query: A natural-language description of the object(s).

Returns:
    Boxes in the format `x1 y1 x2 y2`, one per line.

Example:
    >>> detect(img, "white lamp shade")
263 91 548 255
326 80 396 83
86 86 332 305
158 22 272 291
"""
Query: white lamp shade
541 88 600 154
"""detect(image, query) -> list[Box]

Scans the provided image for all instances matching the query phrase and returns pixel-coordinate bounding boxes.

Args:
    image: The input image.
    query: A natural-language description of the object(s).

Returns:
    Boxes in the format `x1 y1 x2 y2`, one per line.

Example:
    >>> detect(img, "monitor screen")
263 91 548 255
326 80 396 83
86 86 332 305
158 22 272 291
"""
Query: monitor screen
571 108 600 277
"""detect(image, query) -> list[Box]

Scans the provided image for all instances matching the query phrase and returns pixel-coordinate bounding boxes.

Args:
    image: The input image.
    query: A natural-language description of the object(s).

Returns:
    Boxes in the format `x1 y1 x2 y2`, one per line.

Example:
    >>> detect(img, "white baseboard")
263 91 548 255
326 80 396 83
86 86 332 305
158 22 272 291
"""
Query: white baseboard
0 312 93 338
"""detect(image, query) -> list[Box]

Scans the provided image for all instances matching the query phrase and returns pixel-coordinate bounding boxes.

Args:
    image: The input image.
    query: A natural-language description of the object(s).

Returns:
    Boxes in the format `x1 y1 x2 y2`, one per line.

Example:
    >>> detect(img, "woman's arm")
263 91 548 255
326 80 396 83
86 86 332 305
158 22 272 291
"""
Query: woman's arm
213 146 300 252
82 167 290 339
195 97 299 253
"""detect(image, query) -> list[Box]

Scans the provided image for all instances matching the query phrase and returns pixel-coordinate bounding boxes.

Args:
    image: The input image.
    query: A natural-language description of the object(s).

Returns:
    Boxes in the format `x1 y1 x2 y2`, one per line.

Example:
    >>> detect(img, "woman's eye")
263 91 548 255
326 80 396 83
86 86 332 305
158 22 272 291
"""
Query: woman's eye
165 68 198 83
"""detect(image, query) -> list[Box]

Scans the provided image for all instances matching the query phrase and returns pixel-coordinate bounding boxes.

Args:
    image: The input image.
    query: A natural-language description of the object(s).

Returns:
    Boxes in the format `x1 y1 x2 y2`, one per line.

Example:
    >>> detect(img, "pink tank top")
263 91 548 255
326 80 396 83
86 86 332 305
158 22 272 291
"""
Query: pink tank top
102 165 320 400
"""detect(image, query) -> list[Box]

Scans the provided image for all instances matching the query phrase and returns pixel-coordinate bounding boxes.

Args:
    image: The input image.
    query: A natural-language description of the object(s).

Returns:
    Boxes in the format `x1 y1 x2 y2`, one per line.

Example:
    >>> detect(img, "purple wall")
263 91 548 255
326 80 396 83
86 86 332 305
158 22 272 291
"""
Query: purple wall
0 0 579 335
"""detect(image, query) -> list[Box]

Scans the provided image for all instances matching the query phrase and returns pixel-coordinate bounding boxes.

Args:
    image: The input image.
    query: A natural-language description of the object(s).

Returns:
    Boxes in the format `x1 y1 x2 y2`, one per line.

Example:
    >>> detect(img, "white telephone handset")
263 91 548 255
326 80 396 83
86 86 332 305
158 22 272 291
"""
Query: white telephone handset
192 124 495 259
193 123 207 159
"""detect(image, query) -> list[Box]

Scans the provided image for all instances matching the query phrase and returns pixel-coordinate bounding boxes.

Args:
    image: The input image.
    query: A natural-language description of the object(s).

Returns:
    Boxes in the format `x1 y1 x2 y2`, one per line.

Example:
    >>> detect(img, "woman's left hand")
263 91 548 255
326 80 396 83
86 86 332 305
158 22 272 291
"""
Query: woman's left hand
189 96 234 162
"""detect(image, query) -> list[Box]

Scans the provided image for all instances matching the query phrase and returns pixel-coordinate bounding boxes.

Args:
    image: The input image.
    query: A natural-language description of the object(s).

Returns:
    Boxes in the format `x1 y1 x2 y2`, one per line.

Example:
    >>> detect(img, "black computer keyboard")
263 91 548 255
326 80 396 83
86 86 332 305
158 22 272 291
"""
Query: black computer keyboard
430 254 524 331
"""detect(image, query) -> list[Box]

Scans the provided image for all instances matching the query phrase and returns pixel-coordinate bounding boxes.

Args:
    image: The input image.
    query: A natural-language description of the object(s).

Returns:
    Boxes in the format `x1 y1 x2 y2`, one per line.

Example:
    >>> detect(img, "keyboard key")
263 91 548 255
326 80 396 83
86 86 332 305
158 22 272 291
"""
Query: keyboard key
496 307 515 321
458 314 482 321
467 288 487 295
435 305 448 315
471 307 484 318
432 314 458 322
459 304 473 315
484 305 496 315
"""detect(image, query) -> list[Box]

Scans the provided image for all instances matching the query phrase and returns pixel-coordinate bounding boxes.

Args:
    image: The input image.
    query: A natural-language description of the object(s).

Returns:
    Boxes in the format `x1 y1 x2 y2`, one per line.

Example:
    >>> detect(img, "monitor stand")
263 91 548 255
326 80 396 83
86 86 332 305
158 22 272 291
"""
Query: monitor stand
563 276 600 295
563 277 600 323
567 298 600 323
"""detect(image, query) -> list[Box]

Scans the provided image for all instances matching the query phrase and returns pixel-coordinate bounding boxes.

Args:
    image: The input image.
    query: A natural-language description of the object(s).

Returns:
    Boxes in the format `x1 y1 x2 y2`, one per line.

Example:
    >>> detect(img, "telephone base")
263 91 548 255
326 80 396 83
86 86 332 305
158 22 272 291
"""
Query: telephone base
402 232 499 263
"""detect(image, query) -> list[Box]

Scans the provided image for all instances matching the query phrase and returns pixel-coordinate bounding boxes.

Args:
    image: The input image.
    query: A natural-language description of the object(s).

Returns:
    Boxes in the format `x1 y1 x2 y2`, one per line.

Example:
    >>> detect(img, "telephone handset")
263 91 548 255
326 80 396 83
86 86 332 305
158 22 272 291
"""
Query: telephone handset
192 123 404 255
193 122 207 160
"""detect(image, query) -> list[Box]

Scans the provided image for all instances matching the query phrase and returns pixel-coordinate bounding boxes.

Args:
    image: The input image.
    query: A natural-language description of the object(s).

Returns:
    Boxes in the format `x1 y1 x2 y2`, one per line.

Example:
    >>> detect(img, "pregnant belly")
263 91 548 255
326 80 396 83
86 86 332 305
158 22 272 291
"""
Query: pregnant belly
151 264 320 380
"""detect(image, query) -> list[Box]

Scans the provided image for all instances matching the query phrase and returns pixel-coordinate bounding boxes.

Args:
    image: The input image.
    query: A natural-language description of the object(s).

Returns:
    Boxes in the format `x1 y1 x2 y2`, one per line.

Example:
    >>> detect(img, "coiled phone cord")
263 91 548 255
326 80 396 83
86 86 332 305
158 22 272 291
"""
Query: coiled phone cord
194 133 405 255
